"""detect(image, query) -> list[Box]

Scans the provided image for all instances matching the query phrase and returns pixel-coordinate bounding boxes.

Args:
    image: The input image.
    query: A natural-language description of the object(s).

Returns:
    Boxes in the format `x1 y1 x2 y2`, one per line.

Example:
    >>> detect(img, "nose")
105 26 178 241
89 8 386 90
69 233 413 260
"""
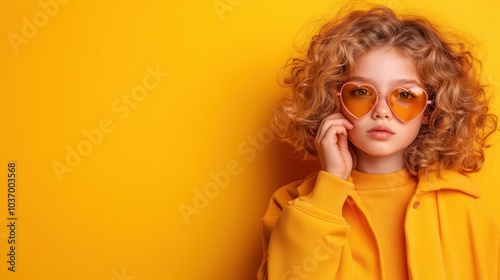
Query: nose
371 94 393 120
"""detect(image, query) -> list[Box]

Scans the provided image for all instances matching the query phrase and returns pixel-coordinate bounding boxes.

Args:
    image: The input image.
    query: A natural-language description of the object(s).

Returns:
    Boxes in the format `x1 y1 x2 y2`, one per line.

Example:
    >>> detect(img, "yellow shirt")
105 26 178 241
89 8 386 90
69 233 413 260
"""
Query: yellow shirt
353 169 416 280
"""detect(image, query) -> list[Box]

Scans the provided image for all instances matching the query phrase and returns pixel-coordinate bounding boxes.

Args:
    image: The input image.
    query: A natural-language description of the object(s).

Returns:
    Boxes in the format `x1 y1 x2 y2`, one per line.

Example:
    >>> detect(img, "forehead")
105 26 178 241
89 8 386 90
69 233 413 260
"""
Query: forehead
350 47 420 87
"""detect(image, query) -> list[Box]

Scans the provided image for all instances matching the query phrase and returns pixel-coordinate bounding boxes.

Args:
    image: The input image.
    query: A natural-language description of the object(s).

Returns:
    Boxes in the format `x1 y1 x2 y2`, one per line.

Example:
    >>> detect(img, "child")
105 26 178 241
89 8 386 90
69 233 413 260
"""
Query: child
258 5 499 280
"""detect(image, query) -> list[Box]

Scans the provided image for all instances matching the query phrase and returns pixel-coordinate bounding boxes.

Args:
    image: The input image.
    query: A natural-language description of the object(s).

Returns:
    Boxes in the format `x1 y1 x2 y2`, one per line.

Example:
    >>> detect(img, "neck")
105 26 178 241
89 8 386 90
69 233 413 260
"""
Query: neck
353 148 405 174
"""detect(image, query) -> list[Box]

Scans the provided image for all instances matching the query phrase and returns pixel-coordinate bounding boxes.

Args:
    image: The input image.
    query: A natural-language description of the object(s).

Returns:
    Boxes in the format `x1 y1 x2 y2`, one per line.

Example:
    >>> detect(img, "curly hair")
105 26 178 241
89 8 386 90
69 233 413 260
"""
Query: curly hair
272 5 498 175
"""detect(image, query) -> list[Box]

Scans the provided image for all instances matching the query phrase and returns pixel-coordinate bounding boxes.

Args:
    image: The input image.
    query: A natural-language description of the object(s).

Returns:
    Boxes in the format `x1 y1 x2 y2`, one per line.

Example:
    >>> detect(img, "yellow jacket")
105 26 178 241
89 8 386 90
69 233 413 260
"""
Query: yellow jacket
258 170 500 279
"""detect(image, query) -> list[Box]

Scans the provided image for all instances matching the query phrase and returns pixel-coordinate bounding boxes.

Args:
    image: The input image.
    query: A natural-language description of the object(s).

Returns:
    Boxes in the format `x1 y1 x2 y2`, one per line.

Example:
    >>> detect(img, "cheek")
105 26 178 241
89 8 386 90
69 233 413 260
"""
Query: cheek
342 109 358 123
406 122 423 139
399 120 424 145
345 118 364 142
407 115 425 132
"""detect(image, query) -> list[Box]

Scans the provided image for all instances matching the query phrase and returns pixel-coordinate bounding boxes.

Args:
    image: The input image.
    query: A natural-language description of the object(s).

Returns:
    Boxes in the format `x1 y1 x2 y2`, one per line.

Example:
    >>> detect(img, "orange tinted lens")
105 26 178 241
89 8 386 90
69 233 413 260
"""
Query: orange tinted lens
340 83 377 118
389 87 428 122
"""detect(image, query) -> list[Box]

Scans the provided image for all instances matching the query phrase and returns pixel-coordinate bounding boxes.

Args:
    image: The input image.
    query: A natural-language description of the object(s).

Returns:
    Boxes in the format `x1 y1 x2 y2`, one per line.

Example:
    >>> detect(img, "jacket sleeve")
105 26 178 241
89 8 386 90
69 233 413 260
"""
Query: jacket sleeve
497 233 500 280
257 171 354 280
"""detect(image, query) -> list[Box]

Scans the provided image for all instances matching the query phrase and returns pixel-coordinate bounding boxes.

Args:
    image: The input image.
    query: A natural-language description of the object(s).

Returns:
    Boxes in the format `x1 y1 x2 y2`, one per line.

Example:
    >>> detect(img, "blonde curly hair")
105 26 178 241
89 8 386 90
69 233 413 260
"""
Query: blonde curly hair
272 5 498 175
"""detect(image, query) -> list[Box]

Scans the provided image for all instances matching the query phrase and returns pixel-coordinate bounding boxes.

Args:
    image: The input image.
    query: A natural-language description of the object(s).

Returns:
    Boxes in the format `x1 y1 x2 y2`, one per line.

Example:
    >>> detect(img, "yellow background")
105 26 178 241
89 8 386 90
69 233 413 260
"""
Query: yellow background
0 0 499 279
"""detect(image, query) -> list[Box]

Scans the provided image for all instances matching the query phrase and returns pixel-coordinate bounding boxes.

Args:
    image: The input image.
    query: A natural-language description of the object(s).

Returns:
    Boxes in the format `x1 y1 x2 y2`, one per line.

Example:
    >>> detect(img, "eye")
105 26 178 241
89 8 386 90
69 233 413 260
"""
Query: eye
394 87 426 100
351 87 373 97
397 91 414 99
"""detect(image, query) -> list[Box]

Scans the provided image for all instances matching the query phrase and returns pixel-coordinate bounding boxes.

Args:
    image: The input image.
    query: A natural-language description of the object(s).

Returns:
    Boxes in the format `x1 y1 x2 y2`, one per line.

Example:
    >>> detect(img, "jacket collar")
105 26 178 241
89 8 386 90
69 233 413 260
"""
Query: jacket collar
416 169 481 198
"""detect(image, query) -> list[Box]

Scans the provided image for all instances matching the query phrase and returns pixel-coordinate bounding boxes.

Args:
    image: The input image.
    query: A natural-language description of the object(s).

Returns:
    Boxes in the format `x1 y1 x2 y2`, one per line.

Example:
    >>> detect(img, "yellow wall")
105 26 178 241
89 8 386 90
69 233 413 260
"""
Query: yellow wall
0 0 499 279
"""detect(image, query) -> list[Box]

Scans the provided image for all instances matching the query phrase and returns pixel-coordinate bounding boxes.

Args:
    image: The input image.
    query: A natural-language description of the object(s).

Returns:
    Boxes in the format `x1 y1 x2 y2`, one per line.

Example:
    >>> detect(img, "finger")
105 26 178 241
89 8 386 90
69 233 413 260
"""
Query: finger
321 113 354 129
316 117 353 143
316 125 346 152
337 133 350 152
317 124 348 149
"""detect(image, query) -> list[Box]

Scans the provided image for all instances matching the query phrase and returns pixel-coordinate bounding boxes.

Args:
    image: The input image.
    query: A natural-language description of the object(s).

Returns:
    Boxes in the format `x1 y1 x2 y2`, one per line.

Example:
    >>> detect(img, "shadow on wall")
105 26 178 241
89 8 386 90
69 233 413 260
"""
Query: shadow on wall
264 138 321 192
247 130 322 278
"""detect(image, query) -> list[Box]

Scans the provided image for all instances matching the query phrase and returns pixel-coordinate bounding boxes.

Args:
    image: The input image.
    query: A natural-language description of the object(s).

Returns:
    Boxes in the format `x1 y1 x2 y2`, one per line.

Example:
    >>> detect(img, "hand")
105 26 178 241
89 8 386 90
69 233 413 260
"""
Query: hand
314 113 354 180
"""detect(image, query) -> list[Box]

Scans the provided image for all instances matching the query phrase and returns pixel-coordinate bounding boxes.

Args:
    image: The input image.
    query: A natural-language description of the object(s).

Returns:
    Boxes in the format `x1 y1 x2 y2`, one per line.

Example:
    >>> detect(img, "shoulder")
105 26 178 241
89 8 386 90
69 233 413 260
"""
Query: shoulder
417 169 481 198
418 170 499 230
264 173 319 215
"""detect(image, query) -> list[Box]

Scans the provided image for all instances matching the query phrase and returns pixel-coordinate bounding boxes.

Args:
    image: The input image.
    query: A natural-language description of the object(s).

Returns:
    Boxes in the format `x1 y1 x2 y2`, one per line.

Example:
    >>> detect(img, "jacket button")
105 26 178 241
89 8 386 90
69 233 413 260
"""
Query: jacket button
413 201 420 209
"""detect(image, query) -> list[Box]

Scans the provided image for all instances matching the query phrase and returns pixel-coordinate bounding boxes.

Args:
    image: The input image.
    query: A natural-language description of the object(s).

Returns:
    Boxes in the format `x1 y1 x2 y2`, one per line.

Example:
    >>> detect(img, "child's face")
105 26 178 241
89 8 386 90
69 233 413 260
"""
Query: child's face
342 47 427 170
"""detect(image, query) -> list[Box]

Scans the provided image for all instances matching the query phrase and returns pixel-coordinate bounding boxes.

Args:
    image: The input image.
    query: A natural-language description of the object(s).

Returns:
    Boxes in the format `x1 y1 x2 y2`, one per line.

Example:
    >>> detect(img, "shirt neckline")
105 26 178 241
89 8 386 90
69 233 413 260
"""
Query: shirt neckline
351 168 417 191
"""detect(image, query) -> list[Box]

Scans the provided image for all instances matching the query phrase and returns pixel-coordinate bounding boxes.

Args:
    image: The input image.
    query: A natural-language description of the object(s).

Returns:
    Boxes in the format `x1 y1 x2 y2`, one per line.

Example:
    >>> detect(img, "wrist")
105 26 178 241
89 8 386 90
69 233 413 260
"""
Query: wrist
301 171 354 215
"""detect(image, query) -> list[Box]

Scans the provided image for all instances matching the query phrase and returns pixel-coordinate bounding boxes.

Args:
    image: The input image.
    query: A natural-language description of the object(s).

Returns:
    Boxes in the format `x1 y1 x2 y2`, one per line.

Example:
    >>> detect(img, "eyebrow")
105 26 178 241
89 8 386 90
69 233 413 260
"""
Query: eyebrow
348 76 421 87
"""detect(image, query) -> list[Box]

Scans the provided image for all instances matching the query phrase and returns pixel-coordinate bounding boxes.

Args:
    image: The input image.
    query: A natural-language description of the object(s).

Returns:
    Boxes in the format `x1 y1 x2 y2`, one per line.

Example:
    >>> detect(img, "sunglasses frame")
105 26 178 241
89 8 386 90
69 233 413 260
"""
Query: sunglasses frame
337 82 433 123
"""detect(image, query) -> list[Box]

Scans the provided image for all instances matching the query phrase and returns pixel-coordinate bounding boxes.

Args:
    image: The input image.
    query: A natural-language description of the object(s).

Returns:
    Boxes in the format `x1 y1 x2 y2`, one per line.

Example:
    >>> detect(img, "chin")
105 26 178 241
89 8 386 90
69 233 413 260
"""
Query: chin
352 145 404 159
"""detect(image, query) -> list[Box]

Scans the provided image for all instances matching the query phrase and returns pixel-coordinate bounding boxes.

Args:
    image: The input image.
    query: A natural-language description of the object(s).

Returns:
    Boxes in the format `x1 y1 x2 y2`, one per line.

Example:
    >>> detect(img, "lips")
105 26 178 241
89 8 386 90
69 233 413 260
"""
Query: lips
368 125 395 134
367 125 395 139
